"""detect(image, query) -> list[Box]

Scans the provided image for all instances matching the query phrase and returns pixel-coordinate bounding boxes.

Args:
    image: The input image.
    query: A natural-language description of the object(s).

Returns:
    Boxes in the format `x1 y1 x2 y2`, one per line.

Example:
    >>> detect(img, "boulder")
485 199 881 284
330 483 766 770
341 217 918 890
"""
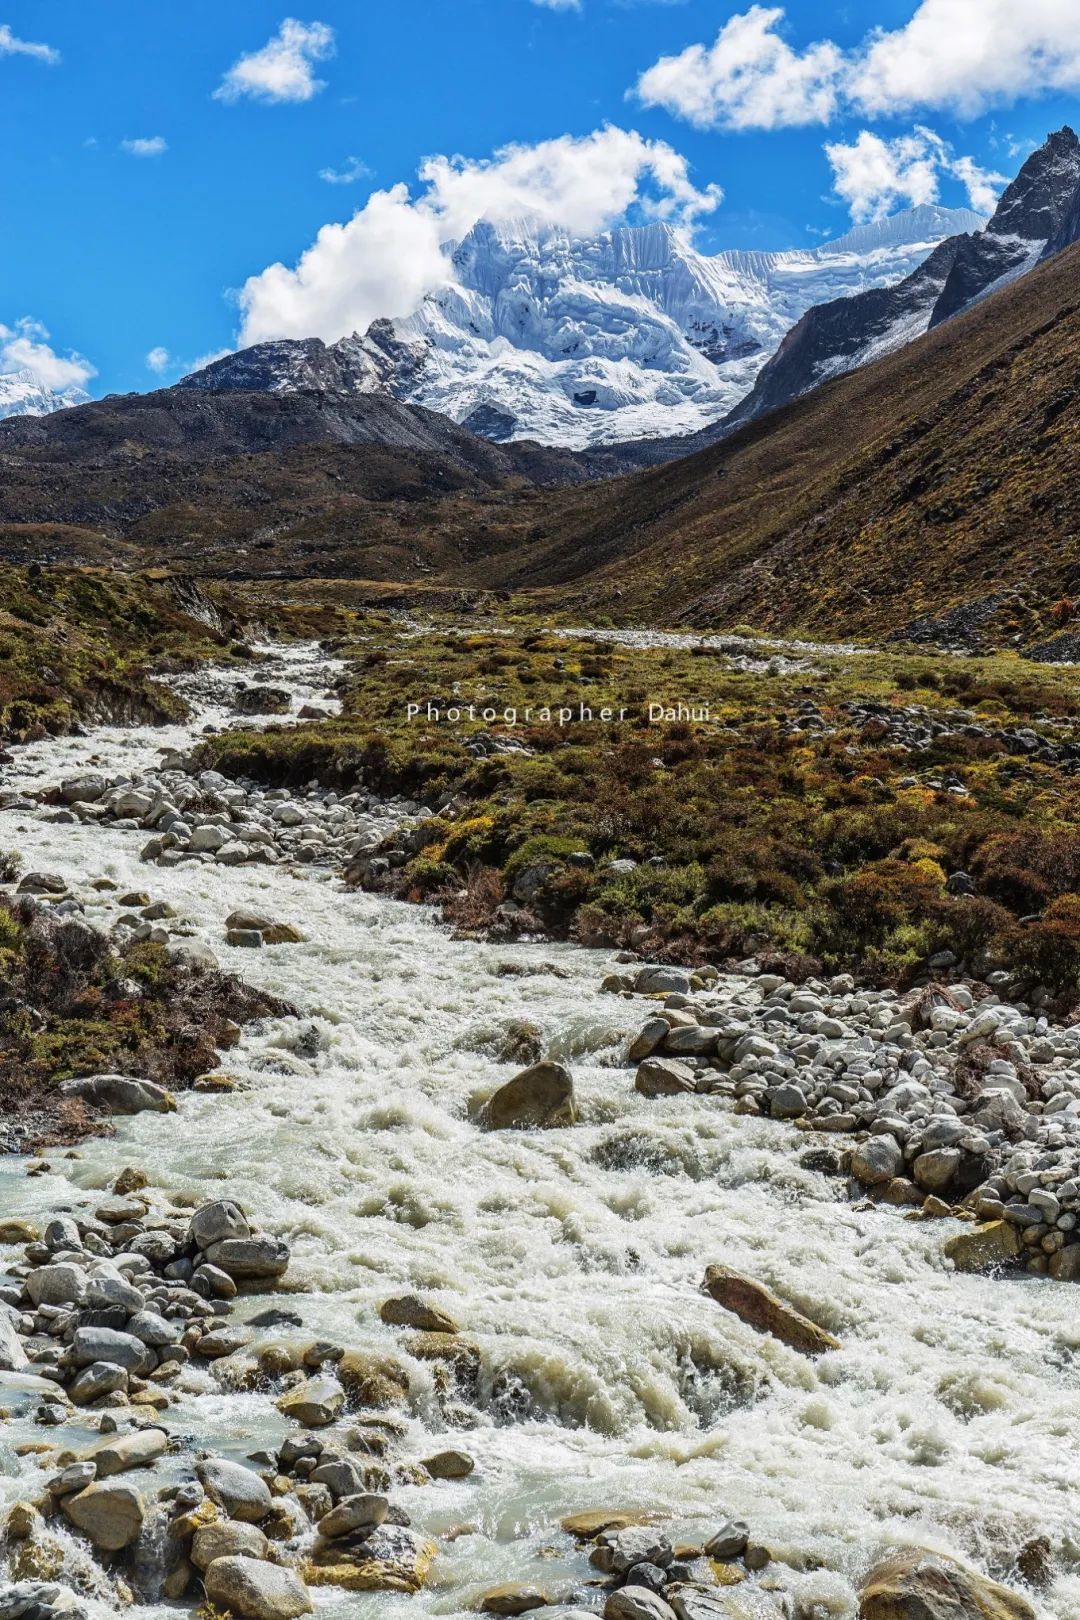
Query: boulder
634 967 691 995
318 1494 389 1540
858 1548 1036 1619
601 1526 673 1573
189 1200 251 1250
704 1520 750 1560
561 1509 654 1540
0 1313 28 1372
304 1523 437 1594
379 1295 459 1334
85 1427 167 1477
60 774 107 805
197 1458 273 1523
204 1555 313 1620
71 1326 153 1373
485 1061 576 1129
421 1449 474 1479
69 1362 129 1405
62 1480 145 1550
25 1263 88 1308
913 1148 962 1194
225 910 303 944
627 1019 671 1062
202 1236 290 1280
703 1265 841 1355
479 1585 553 1615
944 1222 1022 1274
234 686 292 716
667 1588 778 1620
191 1521 271 1572
605 1589 678 1620
276 1375 344 1428
336 1349 410 1408
57 1073 175 1116
17 872 68 895
851 1137 904 1187
1048 1244 1080 1282
635 1058 696 1098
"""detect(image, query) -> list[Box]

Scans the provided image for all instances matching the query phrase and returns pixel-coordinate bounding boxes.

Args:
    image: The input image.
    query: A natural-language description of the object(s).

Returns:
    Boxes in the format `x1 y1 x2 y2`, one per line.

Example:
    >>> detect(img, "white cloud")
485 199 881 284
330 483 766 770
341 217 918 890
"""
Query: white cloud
215 18 334 104
146 346 171 373
237 125 722 346
121 135 167 157
319 155 370 184
633 0 1080 130
531 0 582 11
635 6 842 130
0 23 58 63
850 0 1080 119
825 126 1005 221
949 152 1008 214
0 318 95 391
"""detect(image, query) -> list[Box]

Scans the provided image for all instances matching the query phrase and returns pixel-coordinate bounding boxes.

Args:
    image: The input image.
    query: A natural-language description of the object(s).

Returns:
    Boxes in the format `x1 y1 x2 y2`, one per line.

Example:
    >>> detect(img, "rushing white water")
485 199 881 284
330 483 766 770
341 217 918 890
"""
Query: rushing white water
1 645 1076 1619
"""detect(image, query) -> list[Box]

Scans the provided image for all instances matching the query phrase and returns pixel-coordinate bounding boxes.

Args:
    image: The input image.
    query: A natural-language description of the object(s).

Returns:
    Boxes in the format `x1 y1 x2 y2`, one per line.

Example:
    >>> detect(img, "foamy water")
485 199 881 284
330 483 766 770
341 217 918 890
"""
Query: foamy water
0 645 1075 1619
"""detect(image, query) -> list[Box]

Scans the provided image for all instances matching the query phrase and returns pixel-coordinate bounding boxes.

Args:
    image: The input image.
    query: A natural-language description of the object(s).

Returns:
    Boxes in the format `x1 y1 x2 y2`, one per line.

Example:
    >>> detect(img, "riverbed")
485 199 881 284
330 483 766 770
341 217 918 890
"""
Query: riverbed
1 644 1076 1620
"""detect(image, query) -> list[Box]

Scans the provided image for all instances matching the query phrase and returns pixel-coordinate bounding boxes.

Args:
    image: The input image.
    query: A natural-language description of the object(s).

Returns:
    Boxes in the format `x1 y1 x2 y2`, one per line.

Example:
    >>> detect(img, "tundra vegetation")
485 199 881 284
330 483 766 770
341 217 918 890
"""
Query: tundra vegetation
196 611 1080 1001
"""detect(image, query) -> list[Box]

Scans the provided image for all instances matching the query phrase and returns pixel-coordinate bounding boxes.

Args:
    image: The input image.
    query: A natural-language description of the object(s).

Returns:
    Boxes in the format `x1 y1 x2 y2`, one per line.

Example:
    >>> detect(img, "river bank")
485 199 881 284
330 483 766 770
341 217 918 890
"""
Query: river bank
0 637 1077 1620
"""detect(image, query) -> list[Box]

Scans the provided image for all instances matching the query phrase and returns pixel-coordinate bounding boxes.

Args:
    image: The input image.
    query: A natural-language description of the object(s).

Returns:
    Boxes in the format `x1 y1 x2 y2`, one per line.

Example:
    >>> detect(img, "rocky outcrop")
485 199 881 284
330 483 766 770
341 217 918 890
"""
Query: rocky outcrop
726 128 1080 431
858 1548 1035 1619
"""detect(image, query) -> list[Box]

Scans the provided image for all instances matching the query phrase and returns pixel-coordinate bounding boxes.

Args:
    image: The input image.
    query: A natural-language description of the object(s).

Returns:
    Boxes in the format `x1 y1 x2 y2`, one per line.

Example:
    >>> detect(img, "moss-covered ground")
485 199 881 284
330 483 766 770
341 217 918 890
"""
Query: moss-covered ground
198 611 1080 998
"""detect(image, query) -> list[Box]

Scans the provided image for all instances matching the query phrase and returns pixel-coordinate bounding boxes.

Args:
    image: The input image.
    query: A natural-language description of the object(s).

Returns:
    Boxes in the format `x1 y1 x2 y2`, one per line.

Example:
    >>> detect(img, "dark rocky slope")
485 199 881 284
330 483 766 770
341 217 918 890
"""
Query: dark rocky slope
725 128 1080 433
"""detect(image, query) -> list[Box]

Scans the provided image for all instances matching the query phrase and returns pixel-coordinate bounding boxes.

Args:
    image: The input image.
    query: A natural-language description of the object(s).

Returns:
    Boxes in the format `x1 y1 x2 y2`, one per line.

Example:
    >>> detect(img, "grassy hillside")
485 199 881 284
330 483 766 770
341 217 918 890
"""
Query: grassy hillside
1 243 1078 646
460 241 1080 641
0 566 238 740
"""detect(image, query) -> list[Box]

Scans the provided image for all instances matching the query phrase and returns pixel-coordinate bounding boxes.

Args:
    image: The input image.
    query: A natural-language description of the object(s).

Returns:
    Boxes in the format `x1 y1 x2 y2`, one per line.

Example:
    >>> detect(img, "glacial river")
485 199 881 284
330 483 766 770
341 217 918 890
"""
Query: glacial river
0 645 1075 1619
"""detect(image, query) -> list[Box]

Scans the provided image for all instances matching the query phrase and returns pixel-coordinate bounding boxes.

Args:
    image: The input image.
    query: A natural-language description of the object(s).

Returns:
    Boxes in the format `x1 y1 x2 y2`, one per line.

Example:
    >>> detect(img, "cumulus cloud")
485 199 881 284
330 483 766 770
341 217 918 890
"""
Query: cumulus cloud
0 23 58 63
319 155 370 184
215 18 334 104
0 318 95 390
146 346 171 373
636 7 842 130
237 124 722 345
825 126 1005 221
121 136 167 157
634 0 1080 130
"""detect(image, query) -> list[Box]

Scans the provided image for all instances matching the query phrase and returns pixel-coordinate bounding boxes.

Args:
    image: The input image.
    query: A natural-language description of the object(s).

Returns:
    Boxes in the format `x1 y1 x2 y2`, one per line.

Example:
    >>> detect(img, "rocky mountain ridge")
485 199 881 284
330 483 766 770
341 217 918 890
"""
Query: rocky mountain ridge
178 205 983 448
725 128 1080 431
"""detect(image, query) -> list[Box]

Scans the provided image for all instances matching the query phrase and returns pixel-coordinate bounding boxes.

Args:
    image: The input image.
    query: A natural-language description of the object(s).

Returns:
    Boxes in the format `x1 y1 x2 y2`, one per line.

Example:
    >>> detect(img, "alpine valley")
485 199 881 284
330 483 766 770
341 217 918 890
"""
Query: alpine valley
7 107 1080 1620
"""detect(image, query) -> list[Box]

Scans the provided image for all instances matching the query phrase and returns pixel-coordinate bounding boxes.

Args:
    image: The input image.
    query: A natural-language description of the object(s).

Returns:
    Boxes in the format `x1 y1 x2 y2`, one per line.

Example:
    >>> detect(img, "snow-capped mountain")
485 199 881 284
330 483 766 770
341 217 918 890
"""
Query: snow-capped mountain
727 128 1080 431
0 367 91 421
182 204 983 448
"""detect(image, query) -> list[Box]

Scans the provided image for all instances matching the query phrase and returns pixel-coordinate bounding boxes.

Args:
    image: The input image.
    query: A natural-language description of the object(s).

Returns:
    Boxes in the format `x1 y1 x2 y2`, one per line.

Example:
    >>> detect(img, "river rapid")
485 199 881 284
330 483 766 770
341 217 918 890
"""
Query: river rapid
1 644 1077 1620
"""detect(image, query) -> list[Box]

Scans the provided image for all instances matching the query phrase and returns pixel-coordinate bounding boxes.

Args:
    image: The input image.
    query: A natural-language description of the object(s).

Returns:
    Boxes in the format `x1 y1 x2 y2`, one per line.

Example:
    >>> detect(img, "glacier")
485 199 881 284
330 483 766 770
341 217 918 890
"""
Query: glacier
365 205 986 448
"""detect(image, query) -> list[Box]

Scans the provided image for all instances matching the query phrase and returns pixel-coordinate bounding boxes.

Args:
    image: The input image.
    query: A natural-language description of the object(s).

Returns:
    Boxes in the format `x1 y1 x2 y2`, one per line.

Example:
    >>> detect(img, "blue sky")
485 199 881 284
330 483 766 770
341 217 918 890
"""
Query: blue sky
1 0 1076 397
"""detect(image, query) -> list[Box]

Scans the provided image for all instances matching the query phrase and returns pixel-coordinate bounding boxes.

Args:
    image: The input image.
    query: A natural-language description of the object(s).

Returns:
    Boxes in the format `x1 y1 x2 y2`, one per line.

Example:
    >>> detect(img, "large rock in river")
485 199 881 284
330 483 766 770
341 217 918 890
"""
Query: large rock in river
944 1221 1022 1274
58 1073 175 1116
62 1479 145 1550
703 1265 840 1355
484 1061 575 1129
859 1548 1035 1619
304 1523 437 1593
205 1554 313 1620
